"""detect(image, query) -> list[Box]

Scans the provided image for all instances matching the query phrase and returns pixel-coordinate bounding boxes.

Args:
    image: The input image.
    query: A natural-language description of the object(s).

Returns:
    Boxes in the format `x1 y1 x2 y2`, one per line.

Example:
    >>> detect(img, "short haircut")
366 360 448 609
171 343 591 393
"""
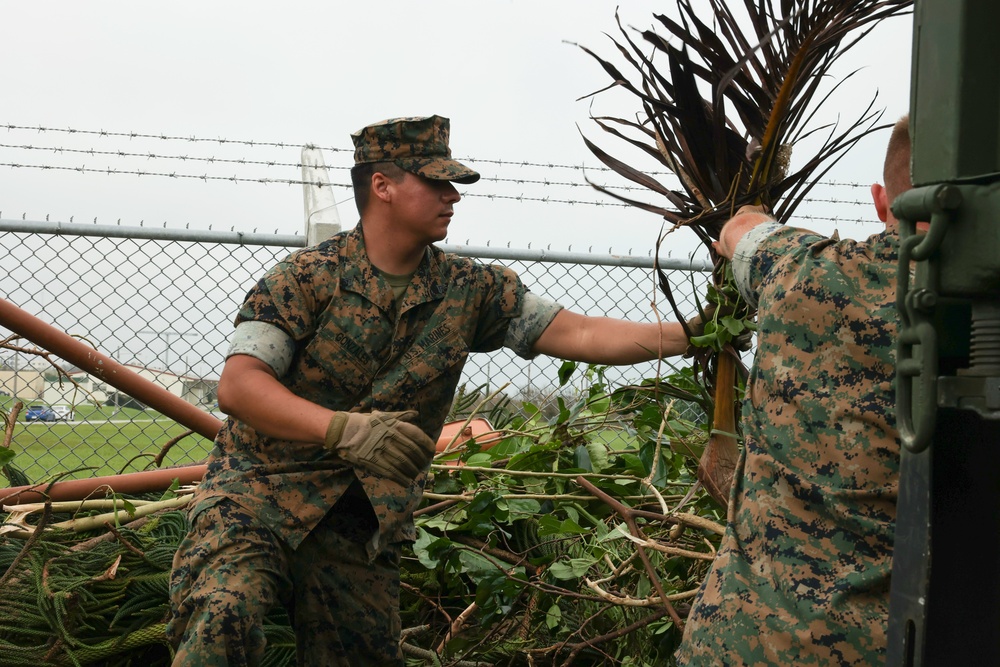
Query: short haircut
350 161 408 216
883 115 913 203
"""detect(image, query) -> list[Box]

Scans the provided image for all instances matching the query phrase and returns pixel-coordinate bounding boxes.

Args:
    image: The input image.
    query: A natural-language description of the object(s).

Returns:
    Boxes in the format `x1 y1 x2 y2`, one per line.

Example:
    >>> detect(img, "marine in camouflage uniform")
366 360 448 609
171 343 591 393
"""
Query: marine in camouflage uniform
168 115 695 666
676 117 912 666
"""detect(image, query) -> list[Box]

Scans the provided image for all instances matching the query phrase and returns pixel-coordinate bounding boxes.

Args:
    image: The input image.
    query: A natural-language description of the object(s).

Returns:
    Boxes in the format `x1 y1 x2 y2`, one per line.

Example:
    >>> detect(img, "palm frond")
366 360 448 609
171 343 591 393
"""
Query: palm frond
579 0 912 508
580 0 913 243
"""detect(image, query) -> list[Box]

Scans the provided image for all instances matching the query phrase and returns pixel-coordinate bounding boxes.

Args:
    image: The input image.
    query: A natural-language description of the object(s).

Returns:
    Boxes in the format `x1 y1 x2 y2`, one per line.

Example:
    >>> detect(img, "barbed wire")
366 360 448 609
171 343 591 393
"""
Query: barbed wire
0 161 338 187
0 142 633 190
1 123 316 151
1 122 874 189
0 160 651 209
0 142 873 205
0 142 323 170
0 159 876 216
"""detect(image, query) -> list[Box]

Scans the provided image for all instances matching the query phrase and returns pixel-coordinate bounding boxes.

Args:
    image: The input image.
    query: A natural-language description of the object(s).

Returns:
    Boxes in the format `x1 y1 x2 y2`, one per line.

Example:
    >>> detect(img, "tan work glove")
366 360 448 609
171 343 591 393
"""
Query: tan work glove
324 410 435 486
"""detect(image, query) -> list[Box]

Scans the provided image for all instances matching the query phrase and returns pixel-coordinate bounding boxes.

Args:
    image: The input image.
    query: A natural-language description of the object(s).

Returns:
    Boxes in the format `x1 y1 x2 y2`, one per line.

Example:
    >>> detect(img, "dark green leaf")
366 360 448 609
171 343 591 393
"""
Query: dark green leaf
537 515 589 537
0 448 15 468
548 557 599 581
721 315 745 335
506 498 542 515
558 360 578 387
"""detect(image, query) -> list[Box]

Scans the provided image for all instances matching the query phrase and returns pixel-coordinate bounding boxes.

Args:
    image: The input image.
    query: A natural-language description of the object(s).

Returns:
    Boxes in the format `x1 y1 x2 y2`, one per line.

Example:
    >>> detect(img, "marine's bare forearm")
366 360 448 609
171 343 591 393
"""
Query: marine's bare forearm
217 354 333 443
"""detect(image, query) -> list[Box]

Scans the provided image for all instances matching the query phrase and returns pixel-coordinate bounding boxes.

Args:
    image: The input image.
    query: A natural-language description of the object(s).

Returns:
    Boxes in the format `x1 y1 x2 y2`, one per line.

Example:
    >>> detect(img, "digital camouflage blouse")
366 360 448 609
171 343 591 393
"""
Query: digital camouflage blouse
677 225 900 666
193 225 527 555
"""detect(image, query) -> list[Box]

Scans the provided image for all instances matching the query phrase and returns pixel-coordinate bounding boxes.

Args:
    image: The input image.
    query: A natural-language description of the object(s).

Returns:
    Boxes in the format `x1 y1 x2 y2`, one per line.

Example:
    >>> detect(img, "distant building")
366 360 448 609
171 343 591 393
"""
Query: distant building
42 363 218 410
0 368 45 401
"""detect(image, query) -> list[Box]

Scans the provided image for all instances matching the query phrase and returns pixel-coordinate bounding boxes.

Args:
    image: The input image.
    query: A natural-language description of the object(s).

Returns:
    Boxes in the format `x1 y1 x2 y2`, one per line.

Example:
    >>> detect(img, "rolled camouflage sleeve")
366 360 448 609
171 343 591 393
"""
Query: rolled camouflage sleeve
227 321 296 377
734 223 838 310
504 292 563 359
731 221 782 309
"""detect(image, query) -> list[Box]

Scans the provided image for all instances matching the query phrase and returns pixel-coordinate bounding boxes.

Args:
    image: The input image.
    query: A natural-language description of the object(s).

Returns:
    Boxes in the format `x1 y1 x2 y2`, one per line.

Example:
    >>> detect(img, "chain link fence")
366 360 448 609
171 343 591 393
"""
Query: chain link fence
0 220 711 484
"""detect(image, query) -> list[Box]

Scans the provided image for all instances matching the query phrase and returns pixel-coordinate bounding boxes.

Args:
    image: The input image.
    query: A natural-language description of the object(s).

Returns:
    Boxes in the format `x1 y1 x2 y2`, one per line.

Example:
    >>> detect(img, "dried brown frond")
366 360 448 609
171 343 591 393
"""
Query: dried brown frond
579 0 913 243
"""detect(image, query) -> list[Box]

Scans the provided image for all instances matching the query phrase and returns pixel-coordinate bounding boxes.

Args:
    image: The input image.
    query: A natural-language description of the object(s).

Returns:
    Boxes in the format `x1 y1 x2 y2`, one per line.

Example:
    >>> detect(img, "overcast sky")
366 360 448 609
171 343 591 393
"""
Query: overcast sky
1 1 914 257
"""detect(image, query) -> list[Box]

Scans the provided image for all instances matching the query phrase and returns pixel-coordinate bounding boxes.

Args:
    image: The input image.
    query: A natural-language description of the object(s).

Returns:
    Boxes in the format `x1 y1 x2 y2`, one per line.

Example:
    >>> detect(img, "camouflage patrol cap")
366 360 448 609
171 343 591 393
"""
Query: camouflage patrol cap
351 115 480 184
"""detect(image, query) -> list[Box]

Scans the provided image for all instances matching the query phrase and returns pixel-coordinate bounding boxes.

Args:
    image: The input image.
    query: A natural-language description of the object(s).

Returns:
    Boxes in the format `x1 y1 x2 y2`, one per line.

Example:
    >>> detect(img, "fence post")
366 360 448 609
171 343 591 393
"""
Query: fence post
302 146 342 246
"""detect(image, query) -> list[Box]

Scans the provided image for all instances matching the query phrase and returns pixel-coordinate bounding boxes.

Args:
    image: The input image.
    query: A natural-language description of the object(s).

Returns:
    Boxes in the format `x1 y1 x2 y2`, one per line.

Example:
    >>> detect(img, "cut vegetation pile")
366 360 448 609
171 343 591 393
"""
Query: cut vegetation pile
2 368 724 666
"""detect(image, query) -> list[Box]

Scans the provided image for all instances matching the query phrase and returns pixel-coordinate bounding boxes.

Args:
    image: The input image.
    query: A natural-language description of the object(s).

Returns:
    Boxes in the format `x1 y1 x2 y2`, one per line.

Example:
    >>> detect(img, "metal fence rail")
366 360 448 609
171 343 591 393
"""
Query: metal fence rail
0 219 711 483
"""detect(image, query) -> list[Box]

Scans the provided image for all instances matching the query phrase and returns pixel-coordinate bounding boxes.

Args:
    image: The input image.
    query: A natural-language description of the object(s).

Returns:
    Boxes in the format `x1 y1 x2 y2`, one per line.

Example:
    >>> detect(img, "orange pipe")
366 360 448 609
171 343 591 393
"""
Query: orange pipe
435 418 500 454
1 464 207 504
0 297 223 440
2 419 500 504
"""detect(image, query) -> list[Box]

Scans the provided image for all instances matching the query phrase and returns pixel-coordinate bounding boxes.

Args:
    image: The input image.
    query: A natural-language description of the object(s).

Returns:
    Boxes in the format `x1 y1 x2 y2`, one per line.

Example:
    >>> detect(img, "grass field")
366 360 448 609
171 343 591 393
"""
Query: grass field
2 397 216 485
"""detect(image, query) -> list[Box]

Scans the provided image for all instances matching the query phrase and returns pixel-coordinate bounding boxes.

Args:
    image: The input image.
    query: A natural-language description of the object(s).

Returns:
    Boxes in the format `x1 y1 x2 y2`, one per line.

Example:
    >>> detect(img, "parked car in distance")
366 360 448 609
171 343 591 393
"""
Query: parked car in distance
24 405 58 422
51 405 74 421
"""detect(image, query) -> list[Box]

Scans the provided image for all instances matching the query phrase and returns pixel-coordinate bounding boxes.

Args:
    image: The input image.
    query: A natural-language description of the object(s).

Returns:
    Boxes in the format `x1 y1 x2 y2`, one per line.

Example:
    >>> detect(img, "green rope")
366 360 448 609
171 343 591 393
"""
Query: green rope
0 508 297 667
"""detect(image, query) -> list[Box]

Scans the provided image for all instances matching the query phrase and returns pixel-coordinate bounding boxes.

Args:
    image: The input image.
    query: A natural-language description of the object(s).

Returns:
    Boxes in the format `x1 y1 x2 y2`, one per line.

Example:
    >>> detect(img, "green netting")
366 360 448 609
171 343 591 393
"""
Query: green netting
0 509 293 667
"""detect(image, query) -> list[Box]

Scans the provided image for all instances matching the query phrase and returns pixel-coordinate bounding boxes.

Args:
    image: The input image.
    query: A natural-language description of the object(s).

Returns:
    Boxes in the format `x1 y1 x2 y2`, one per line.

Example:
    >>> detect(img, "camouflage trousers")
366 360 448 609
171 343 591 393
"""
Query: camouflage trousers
167 486 403 666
